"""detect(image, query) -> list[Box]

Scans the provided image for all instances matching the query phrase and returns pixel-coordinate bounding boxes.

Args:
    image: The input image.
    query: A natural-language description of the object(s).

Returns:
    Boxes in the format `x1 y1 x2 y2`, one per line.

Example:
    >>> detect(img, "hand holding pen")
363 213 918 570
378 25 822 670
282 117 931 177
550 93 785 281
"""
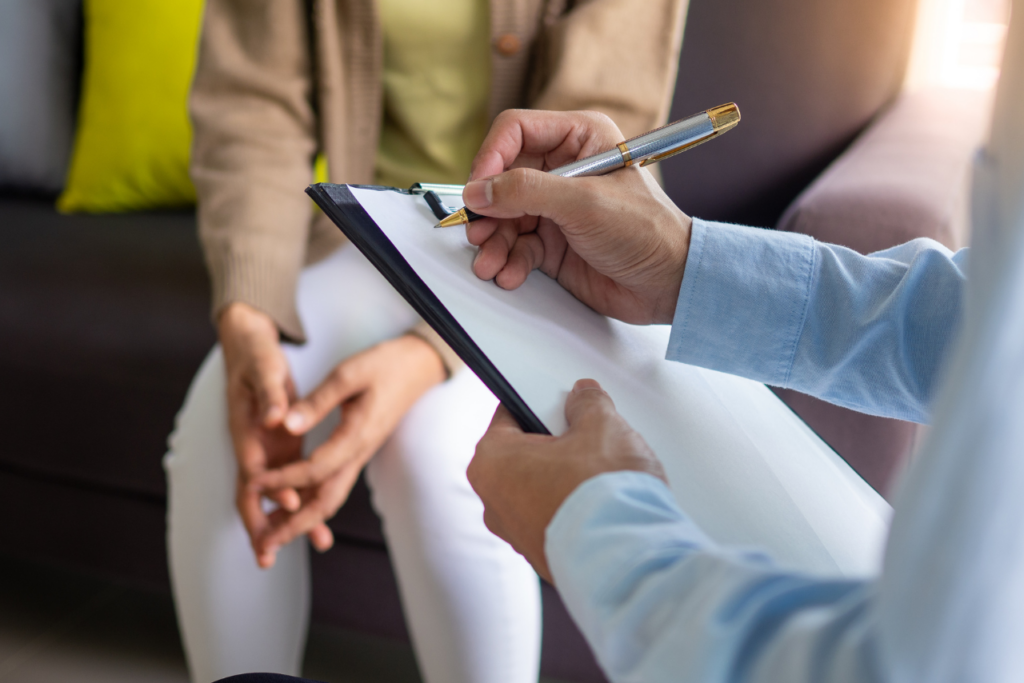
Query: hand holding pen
457 109 700 326
435 103 740 228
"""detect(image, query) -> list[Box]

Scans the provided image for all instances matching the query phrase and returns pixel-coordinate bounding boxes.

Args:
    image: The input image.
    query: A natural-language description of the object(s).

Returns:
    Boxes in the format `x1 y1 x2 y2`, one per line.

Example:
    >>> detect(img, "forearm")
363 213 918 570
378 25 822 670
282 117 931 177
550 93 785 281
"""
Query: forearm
546 472 877 683
407 321 464 378
667 219 967 423
191 0 318 342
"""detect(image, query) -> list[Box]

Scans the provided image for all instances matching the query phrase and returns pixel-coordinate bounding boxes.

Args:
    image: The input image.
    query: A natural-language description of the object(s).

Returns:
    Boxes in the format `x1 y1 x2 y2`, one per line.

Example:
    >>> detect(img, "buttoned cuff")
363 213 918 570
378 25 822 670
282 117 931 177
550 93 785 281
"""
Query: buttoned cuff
667 219 817 387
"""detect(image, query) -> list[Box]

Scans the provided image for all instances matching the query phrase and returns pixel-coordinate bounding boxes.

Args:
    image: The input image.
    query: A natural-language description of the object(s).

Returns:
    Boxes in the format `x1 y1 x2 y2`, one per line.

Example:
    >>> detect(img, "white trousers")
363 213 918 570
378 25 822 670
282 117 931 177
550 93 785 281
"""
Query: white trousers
164 245 542 683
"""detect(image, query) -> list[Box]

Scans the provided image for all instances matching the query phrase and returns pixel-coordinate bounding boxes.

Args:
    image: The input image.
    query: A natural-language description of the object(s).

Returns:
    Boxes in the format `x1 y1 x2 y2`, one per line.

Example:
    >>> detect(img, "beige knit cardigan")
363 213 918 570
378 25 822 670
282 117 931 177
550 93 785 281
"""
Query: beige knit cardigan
190 0 687 371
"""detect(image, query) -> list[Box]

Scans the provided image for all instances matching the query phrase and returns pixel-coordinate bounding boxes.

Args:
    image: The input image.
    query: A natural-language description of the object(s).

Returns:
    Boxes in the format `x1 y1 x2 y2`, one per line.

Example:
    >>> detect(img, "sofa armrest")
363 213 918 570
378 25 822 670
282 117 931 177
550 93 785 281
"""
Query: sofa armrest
777 87 992 253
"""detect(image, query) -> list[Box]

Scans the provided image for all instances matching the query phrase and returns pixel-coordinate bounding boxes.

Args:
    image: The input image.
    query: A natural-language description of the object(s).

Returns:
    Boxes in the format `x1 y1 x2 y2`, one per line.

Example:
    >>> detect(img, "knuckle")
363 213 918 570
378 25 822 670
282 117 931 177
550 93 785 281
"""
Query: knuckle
466 456 481 486
311 456 338 482
498 222 519 251
503 167 534 198
482 509 504 538
526 234 545 266
583 110 620 136
257 357 287 384
494 109 518 127
587 110 616 128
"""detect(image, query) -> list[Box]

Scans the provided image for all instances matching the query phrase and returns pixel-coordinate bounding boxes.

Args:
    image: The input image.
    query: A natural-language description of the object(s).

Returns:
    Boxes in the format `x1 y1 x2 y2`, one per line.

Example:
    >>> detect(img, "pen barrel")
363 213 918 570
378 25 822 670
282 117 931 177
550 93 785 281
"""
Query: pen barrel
622 112 715 163
545 104 738 180
550 149 626 178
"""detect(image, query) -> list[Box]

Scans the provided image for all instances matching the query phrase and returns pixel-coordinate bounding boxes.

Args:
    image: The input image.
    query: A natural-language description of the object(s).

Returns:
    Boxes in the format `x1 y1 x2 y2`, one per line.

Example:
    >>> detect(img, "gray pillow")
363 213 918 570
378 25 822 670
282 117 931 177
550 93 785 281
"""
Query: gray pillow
0 0 81 193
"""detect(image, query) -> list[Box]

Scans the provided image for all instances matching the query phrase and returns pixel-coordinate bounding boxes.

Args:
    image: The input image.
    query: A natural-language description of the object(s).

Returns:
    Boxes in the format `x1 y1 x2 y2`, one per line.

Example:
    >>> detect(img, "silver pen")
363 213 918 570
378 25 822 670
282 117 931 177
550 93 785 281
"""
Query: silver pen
435 103 741 228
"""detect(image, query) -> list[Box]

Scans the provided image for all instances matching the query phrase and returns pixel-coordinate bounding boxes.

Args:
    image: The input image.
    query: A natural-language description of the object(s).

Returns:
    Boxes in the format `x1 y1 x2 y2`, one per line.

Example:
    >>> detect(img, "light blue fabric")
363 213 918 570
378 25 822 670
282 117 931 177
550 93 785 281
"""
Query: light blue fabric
667 220 967 423
545 116 1024 683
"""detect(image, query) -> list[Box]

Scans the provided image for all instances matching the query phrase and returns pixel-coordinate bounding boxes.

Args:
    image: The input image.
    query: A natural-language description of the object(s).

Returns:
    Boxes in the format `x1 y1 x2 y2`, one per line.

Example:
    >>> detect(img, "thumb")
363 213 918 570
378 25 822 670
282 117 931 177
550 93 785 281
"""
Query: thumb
283 362 365 435
464 168 598 226
564 379 618 430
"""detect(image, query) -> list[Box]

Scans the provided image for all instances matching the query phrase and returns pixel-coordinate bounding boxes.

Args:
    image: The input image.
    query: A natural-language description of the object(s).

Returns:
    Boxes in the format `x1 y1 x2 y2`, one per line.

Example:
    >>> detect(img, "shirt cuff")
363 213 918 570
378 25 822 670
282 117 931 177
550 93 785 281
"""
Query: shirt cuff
667 219 817 387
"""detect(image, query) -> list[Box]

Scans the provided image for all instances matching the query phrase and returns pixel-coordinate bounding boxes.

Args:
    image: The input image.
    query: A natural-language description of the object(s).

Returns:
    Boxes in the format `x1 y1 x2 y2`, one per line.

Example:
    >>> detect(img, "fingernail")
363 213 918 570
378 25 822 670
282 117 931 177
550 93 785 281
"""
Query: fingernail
573 379 600 392
265 405 284 423
464 179 493 210
472 249 482 268
284 411 305 432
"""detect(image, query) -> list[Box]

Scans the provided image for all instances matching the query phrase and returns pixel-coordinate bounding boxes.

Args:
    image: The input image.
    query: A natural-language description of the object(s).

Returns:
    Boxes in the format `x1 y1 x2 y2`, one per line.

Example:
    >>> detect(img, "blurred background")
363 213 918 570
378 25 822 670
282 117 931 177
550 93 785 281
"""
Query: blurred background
0 0 1011 681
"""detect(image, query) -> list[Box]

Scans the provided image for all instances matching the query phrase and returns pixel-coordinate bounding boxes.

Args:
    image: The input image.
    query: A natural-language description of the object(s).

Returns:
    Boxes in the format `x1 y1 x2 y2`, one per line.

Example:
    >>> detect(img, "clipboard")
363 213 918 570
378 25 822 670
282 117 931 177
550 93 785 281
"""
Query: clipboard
307 182 547 434
306 181 892 576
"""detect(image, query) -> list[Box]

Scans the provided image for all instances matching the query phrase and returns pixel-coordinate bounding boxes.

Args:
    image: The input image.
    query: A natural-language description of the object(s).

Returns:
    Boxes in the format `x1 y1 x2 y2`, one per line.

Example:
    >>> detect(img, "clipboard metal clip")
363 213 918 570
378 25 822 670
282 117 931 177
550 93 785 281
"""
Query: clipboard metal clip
409 183 465 222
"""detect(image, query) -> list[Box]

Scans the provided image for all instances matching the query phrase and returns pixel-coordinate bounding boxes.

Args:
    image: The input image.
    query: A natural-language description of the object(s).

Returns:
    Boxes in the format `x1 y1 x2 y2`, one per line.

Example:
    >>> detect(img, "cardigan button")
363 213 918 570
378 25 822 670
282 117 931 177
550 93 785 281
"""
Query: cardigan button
495 33 522 56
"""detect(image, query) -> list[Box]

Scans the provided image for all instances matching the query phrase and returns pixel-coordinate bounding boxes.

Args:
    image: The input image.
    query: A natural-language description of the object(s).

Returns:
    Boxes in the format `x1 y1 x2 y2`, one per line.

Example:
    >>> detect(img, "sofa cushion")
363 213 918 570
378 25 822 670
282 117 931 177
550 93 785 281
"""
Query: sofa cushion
0 197 212 498
777 87 990 252
664 0 919 228
0 0 81 193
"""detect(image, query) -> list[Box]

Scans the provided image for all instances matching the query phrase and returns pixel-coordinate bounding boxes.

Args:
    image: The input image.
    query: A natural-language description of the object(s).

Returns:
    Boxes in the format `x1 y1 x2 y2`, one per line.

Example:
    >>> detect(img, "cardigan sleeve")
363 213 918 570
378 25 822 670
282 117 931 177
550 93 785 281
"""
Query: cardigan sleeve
190 0 317 342
528 0 689 137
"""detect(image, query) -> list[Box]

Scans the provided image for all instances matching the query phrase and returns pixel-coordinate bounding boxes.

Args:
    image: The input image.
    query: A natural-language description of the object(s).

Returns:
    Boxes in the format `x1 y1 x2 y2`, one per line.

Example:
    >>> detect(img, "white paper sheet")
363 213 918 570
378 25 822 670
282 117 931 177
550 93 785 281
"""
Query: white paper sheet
353 187 892 577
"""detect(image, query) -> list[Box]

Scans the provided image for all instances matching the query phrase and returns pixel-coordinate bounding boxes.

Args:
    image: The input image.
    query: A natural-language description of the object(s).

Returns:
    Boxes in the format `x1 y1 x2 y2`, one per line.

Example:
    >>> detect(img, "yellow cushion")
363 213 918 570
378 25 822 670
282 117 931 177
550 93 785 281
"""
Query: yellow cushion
57 0 204 213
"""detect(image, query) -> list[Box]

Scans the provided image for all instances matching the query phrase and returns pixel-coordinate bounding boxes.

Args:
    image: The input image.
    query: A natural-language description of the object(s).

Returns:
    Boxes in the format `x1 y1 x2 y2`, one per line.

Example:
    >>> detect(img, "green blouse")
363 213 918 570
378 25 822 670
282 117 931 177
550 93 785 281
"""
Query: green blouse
374 0 492 188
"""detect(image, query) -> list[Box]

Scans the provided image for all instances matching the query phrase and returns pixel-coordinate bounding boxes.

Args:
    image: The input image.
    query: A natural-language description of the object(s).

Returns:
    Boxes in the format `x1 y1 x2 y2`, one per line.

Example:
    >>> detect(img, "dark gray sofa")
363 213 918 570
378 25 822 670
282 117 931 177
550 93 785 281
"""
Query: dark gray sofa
1 0 980 680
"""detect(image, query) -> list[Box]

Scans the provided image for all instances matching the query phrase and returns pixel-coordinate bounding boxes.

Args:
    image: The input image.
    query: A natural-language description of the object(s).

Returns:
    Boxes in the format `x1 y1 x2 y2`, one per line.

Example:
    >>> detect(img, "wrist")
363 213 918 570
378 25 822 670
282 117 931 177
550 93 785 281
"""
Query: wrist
217 303 283 377
652 212 692 325
218 302 278 342
394 334 448 389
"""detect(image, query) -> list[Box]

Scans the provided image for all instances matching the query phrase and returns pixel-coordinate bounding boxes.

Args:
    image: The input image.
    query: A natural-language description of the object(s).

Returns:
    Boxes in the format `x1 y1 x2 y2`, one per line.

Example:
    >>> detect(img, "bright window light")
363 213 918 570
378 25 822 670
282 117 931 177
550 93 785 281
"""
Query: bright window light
906 0 1011 90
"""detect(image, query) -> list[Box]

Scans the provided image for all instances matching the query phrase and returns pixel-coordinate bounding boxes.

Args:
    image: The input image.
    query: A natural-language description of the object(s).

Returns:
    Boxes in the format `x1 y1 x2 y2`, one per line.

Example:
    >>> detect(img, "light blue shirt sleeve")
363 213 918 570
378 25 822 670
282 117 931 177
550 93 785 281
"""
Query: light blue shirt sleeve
546 227 1024 682
546 207 1024 683
667 219 968 423
546 472 882 683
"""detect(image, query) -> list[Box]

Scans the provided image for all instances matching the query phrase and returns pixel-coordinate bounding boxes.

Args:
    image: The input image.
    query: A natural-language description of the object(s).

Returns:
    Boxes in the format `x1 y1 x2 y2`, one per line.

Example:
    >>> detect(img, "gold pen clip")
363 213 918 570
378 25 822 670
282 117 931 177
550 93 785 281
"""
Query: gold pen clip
639 103 741 167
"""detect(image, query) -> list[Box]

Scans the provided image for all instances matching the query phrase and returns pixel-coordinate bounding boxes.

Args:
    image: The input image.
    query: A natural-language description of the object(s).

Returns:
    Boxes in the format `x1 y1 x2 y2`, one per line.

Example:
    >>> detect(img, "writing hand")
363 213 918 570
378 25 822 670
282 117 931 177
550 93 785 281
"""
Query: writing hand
462 109 693 325
467 379 666 582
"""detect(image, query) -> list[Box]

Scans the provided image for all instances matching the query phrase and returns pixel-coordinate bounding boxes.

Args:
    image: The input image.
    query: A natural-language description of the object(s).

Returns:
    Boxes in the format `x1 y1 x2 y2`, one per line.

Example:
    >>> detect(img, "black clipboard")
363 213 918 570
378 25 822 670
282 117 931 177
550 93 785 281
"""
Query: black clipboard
306 182 549 435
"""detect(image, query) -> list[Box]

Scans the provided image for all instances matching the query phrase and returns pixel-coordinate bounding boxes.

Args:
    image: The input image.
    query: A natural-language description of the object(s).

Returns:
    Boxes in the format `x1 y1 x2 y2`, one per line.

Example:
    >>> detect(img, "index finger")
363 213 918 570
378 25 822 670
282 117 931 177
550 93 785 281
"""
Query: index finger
235 483 277 568
251 402 372 491
469 110 626 181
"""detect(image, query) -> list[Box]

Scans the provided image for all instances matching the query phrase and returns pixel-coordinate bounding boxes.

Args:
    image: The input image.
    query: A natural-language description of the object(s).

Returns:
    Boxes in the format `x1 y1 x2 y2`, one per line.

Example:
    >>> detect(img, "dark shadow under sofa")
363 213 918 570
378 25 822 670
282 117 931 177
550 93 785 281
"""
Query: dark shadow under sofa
0 0 984 680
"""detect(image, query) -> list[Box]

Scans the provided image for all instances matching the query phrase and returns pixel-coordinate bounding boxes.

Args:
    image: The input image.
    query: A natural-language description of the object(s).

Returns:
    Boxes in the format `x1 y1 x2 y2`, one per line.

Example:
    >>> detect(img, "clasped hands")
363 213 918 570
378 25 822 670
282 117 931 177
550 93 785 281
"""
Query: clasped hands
463 110 693 582
220 302 445 569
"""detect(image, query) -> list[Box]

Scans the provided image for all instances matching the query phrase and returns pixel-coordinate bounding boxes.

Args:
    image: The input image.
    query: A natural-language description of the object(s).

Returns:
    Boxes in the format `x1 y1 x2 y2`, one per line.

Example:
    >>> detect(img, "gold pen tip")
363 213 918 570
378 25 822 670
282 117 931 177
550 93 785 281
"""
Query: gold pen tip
436 208 469 229
707 103 741 132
